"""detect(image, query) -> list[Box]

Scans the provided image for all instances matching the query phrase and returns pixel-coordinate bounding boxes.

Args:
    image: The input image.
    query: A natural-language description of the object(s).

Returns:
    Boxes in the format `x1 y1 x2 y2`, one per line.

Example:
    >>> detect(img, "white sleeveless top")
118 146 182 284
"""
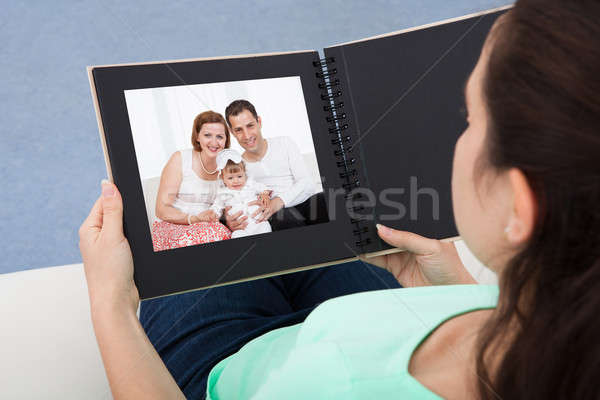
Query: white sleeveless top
171 149 220 215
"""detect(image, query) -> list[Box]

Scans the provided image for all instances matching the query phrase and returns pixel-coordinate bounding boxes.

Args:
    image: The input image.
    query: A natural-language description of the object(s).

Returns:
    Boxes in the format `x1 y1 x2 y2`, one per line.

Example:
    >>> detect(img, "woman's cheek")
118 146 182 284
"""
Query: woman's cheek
452 134 466 180
197 135 205 148
451 133 470 224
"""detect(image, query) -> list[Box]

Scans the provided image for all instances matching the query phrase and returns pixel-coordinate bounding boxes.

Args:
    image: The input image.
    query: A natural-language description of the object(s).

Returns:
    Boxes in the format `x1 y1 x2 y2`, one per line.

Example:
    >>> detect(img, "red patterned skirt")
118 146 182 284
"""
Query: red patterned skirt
151 221 231 252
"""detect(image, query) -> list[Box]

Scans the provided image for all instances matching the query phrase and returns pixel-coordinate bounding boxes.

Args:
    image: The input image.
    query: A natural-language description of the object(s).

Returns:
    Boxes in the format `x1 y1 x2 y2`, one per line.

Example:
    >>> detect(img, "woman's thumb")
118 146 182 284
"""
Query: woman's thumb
101 180 124 237
376 224 440 255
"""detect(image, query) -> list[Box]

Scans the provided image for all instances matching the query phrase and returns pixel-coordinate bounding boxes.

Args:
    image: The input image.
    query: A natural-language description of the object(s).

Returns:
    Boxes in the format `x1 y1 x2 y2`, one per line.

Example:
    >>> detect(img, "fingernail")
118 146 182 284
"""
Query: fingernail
376 224 390 235
101 180 115 197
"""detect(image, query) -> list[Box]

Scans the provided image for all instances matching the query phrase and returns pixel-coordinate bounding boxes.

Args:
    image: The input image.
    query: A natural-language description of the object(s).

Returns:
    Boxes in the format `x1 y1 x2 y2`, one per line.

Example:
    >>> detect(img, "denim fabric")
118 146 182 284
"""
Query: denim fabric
139 261 401 399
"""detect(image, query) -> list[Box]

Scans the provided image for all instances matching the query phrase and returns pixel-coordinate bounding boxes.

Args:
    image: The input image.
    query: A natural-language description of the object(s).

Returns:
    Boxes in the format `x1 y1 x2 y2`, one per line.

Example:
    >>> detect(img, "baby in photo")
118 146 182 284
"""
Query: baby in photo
210 149 272 239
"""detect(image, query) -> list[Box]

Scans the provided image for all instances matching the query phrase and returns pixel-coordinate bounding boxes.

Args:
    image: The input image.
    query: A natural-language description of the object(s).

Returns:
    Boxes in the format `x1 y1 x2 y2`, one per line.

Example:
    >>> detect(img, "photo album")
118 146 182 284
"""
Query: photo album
88 6 509 299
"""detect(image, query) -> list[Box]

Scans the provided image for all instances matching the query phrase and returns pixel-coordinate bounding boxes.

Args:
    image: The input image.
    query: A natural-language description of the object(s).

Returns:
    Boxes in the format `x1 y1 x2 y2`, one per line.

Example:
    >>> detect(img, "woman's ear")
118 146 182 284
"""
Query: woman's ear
505 168 537 246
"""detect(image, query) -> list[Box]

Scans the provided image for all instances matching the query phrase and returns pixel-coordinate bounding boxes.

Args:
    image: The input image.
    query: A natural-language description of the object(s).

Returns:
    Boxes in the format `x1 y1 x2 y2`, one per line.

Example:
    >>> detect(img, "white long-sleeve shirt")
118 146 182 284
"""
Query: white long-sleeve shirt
244 136 316 208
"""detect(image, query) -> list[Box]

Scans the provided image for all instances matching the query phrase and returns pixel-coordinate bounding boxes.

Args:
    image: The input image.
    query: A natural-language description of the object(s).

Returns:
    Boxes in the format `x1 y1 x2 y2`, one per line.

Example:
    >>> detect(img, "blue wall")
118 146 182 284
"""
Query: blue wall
0 0 508 273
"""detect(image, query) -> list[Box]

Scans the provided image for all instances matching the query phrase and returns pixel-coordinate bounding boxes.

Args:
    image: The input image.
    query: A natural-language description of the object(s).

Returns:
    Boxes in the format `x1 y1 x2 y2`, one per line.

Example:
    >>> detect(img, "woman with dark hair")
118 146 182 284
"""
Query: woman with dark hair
79 0 600 398
150 111 232 251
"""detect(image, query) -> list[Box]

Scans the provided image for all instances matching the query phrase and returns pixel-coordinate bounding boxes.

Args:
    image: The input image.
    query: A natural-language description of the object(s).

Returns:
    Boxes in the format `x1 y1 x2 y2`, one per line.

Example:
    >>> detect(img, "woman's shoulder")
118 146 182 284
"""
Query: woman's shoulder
207 285 498 399
160 151 183 177
166 149 195 173
165 150 186 165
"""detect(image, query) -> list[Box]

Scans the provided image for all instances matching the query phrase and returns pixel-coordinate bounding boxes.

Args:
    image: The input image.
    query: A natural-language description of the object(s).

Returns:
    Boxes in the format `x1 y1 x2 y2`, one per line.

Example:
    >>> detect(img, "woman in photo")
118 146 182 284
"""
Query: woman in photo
80 1 600 398
151 111 232 251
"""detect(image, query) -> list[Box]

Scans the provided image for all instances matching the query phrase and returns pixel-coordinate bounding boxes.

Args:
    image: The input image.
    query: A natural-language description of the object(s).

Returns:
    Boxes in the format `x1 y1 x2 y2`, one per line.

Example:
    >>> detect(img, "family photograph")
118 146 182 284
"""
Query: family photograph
124 77 328 252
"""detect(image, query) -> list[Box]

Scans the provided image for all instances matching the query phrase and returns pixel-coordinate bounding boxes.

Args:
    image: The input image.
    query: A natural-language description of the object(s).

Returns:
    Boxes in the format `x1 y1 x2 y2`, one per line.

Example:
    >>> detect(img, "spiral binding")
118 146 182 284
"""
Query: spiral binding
314 57 371 249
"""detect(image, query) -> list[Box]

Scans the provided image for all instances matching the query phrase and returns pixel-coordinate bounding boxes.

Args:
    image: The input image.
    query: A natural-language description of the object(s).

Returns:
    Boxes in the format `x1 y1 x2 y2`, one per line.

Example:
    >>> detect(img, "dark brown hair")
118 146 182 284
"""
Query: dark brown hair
476 1 600 398
225 99 258 127
191 111 230 152
221 159 246 177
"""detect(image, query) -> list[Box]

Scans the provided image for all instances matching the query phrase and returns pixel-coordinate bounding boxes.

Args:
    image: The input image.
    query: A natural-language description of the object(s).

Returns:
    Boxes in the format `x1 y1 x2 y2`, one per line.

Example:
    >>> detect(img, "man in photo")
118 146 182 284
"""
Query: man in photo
224 99 328 232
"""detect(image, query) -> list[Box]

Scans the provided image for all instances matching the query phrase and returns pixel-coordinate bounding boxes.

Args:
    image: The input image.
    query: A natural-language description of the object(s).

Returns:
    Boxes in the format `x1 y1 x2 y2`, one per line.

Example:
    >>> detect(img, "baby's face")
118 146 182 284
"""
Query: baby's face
222 169 247 190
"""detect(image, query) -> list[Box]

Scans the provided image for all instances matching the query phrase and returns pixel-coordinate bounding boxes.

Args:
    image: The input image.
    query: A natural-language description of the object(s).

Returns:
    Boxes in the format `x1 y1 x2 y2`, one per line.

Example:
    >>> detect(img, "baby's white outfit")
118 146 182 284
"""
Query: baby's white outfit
210 179 272 239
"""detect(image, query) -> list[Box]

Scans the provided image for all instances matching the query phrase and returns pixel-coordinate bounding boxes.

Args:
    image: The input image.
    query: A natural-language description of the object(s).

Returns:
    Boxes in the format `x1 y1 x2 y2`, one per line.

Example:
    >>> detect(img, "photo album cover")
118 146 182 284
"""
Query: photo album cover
88 5 509 299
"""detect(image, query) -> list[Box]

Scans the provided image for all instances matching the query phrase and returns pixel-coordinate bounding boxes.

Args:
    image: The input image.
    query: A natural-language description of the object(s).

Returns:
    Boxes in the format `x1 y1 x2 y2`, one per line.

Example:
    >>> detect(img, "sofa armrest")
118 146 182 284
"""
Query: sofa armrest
0 264 111 399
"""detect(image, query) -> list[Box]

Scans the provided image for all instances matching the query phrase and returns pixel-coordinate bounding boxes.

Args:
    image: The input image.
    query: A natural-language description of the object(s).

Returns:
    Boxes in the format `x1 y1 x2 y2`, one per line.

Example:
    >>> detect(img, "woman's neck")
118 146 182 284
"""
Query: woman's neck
409 309 493 399
195 150 218 179
200 151 217 168
473 281 525 388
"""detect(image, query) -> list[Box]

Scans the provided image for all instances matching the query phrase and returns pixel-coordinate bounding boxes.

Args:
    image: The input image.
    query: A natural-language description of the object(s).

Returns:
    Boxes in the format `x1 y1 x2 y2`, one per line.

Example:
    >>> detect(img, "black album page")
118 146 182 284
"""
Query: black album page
89 51 361 299
323 7 509 254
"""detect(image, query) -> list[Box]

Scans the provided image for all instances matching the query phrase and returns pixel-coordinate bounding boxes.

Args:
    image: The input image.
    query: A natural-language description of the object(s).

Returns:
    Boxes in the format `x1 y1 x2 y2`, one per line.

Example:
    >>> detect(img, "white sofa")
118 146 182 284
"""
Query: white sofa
0 241 495 399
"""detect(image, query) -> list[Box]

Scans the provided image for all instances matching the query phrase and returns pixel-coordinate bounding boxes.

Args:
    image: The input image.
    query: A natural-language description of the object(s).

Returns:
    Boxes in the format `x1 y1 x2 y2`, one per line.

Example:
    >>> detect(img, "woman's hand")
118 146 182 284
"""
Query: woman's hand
365 224 476 287
194 210 218 223
79 183 185 400
79 181 139 315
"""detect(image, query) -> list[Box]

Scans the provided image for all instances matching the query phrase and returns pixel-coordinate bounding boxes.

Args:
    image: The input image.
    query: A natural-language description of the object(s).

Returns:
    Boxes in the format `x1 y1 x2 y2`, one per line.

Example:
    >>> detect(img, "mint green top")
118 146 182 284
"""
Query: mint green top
207 284 499 399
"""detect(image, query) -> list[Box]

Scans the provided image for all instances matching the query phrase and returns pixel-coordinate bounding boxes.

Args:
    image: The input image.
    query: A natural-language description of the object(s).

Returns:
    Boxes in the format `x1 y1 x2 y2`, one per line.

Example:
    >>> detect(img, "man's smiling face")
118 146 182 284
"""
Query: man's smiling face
228 109 263 152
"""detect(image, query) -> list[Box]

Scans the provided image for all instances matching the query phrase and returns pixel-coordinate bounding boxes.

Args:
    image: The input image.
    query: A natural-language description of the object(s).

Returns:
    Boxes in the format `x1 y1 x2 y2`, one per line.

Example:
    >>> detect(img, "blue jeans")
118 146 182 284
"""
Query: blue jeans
139 261 401 399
